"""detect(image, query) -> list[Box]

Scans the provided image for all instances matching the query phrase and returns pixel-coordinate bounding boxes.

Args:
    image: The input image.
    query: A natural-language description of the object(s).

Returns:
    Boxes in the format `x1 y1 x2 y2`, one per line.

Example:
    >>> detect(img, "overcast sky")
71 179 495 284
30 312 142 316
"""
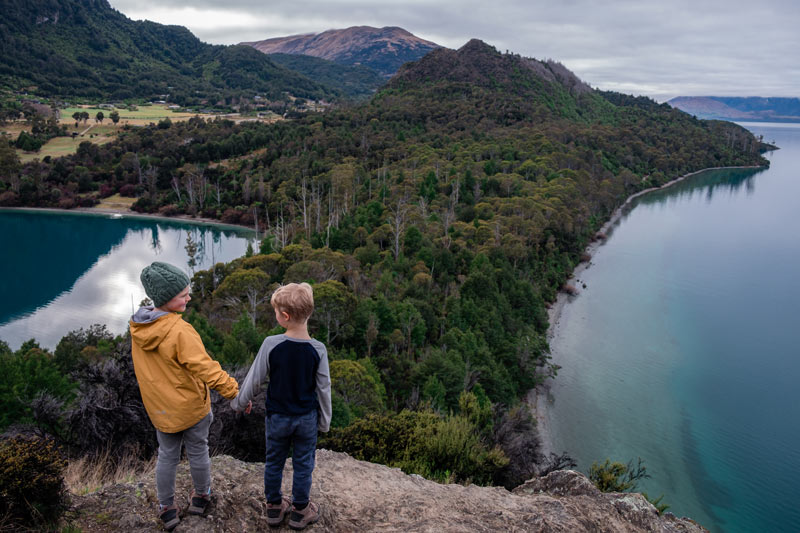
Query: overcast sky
108 0 799 102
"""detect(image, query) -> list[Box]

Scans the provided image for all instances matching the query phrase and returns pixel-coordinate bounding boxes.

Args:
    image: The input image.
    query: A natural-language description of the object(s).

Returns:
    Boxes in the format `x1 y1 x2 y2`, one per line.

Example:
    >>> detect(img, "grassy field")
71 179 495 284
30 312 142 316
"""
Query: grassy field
15 124 118 162
4 104 281 163
61 104 199 126
92 193 137 211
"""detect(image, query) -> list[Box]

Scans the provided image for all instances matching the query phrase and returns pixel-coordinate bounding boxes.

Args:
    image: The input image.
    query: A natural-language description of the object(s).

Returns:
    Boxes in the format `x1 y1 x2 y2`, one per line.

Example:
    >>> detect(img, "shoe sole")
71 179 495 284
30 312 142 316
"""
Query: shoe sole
162 516 180 530
289 516 319 530
267 512 287 527
188 497 213 515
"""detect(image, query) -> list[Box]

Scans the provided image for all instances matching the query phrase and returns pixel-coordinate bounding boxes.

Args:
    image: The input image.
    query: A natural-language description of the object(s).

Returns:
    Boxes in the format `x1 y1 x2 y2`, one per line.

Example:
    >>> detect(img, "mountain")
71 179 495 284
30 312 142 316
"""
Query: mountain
70 452 706 532
268 53 386 100
669 96 800 122
0 0 335 102
241 26 441 77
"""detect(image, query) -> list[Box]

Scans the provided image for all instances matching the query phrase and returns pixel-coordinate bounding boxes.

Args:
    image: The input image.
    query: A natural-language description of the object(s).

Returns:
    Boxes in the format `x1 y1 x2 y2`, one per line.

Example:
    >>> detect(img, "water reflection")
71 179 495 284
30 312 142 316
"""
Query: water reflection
599 166 765 243
0 210 255 349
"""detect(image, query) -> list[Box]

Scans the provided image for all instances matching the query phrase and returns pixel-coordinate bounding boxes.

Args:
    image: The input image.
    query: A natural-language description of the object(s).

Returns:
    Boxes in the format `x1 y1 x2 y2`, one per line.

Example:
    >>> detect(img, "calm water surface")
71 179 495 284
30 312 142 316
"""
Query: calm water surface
0 211 255 349
546 123 800 532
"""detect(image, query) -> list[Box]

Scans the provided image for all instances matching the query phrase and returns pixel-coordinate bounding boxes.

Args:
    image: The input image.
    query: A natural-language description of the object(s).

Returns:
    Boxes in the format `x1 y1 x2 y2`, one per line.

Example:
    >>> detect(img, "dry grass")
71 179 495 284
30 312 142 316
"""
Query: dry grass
64 449 156 496
92 193 137 211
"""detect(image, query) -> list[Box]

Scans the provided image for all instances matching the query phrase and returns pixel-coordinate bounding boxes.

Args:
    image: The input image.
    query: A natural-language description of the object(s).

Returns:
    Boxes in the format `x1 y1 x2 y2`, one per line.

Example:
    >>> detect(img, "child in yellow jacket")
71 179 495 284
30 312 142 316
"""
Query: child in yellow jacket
130 261 239 531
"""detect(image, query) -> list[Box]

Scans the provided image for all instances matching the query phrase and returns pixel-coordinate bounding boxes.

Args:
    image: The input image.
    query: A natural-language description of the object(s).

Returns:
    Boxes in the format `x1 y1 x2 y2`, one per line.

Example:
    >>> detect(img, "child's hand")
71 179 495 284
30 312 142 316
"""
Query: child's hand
244 400 252 415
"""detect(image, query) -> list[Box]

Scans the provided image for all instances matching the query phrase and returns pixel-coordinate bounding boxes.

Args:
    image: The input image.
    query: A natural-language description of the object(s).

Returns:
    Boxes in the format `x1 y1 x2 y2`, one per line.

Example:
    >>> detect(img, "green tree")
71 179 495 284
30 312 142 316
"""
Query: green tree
213 268 271 325
313 280 356 344
109 110 120 124
0 139 21 192
95 111 104 124
330 359 384 417
0 342 75 430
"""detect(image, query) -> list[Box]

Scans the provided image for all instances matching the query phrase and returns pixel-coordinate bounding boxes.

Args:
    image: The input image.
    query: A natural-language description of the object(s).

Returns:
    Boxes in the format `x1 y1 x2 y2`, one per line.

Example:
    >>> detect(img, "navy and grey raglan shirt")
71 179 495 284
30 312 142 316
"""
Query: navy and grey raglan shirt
230 334 332 432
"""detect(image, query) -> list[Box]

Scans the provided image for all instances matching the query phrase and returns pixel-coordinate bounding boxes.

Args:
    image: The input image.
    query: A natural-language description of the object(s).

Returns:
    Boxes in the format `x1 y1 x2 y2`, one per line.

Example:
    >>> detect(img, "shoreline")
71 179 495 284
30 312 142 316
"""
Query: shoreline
528 164 764 460
0 205 259 235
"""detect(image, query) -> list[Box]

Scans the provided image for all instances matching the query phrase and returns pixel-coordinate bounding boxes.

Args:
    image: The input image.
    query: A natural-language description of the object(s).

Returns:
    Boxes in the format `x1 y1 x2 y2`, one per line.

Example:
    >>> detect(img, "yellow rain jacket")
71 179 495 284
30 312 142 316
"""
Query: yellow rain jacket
130 308 238 433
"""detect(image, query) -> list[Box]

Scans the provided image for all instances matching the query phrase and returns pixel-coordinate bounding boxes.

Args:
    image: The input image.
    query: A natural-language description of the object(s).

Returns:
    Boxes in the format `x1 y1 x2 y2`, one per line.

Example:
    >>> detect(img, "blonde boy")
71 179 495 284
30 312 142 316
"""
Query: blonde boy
231 282 332 530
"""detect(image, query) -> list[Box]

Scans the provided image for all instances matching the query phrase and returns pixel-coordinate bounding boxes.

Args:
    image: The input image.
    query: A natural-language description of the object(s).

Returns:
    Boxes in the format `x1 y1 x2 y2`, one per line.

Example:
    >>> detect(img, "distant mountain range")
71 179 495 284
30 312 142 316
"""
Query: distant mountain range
669 97 800 122
241 26 441 78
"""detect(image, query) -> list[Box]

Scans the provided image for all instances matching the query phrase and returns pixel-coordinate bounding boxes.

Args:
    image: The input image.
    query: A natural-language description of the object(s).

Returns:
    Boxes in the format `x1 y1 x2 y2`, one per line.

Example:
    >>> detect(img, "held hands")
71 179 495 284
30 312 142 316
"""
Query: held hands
233 399 252 415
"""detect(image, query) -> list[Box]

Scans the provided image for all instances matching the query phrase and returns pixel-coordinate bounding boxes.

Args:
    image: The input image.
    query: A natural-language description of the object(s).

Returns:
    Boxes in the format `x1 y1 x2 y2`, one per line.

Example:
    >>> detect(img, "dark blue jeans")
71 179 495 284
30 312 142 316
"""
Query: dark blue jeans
264 410 318 506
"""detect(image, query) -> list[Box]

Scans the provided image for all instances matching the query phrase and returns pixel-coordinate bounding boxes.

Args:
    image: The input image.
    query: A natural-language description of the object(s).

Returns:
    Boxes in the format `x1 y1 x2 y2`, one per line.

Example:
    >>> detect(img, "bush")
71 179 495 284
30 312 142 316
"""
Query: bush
0 435 67 527
118 183 137 197
588 457 649 493
323 409 508 485
65 342 155 458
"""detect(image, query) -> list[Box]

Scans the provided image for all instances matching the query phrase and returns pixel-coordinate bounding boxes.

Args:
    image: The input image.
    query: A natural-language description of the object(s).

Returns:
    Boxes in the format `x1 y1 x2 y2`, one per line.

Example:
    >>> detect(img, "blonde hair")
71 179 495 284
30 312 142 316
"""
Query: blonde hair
271 282 314 321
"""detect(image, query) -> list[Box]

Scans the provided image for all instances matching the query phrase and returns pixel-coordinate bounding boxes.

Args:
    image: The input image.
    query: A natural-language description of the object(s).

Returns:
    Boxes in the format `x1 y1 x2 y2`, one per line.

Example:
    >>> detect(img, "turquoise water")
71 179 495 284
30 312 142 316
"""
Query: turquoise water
0 210 255 350
546 123 800 532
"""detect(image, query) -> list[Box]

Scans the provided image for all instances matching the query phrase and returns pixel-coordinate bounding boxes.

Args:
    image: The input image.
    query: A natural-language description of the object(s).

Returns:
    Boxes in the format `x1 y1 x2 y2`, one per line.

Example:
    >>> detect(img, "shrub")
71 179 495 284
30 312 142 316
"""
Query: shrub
588 457 649 493
0 435 68 527
65 342 155 458
323 409 508 485
118 183 137 197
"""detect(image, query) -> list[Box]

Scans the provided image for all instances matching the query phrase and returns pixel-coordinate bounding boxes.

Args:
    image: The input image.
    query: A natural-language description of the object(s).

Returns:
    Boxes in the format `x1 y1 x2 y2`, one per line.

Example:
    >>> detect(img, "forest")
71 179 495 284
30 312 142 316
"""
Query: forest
0 40 769 527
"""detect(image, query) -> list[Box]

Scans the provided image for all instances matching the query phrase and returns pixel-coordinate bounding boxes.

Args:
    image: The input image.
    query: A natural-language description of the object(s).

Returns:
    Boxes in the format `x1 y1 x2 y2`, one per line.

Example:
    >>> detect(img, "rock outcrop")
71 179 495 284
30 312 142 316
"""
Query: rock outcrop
70 450 707 532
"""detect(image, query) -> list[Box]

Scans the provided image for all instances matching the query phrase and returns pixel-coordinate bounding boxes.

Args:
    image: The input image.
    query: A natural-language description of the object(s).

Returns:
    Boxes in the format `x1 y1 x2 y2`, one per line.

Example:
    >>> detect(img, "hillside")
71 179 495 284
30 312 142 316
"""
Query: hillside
669 96 800 122
0 0 335 102
268 53 386 100
242 26 441 77
69 451 706 532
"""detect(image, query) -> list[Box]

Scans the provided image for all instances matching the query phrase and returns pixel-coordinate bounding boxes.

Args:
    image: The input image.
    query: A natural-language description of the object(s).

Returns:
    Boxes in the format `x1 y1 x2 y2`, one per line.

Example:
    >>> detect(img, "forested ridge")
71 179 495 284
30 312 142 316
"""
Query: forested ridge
0 39 769 516
0 0 338 103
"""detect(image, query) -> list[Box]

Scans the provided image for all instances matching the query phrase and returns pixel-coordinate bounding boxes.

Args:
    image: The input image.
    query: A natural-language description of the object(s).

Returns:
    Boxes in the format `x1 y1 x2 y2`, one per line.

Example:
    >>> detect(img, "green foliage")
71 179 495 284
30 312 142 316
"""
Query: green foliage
588 457 650 493
422 375 447 411
53 324 115 375
0 342 75 431
0 436 68 527
324 410 508 485
330 360 384 416
642 492 671 515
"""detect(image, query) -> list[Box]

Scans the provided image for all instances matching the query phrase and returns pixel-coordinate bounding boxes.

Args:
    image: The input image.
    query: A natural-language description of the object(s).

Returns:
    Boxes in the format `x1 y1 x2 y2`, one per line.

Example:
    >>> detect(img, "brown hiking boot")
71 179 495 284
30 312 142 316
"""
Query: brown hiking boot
288 501 319 530
159 504 180 531
267 496 292 527
187 489 214 516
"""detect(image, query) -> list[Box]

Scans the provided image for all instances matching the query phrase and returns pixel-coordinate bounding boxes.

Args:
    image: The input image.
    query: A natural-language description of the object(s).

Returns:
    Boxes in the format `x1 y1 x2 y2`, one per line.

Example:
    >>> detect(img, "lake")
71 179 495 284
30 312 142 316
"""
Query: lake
545 122 800 532
0 210 256 350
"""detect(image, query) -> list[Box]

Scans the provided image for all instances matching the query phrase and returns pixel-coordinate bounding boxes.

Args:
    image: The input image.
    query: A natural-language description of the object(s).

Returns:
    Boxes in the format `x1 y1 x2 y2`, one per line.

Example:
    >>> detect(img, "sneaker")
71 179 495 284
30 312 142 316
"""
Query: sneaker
159 504 180 531
288 501 320 530
266 496 292 527
187 489 214 516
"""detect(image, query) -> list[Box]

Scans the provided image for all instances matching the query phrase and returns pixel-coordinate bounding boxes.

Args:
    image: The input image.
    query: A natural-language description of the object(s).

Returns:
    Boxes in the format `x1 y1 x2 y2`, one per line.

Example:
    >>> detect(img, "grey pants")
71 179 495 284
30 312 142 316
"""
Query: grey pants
155 411 213 507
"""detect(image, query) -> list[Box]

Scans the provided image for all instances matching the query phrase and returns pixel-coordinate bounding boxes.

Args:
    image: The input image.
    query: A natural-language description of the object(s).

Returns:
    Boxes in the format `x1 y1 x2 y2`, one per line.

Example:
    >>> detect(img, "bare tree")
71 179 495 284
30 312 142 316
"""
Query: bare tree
388 193 410 260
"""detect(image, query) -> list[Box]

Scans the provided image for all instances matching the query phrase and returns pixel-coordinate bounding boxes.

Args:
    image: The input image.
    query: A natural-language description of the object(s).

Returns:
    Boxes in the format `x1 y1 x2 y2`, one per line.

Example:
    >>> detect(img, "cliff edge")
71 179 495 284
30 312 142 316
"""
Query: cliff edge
69 450 706 532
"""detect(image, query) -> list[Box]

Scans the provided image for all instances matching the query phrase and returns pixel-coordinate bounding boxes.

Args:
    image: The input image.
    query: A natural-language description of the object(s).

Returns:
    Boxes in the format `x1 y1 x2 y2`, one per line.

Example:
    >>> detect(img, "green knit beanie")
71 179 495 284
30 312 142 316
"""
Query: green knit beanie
140 261 190 308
